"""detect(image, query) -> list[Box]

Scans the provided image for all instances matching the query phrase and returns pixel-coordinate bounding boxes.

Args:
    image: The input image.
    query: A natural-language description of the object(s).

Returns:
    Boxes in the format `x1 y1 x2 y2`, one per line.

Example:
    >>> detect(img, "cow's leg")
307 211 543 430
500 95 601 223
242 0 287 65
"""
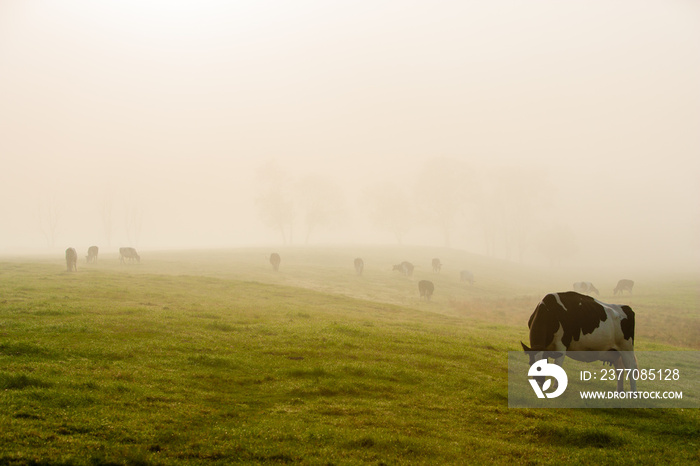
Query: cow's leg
612 356 625 392
612 353 637 392
620 352 638 392
549 349 566 391
553 353 565 367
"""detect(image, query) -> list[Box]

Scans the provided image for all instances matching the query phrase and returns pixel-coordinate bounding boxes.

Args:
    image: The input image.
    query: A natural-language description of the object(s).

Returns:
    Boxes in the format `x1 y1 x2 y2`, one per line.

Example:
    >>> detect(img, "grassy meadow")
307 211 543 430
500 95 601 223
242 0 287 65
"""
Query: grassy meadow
0 246 698 464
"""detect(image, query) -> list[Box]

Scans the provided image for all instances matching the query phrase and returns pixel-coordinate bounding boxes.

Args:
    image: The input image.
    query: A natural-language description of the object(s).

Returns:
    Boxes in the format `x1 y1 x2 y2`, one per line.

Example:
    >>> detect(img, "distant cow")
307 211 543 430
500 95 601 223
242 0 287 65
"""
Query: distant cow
521 291 637 392
119 247 140 264
460 270 474 285
418 280 434 301
392 261 414 277
354 258 364 276
431 258 442 273
269 253 281 271
614 279 634 296
573 281 599 296
86 246 99 263
65 247 77 272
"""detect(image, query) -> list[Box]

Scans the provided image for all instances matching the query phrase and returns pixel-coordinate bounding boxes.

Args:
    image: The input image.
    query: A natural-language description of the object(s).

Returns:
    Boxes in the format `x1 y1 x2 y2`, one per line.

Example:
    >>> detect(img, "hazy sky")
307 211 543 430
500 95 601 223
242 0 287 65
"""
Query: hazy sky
1 1 699 269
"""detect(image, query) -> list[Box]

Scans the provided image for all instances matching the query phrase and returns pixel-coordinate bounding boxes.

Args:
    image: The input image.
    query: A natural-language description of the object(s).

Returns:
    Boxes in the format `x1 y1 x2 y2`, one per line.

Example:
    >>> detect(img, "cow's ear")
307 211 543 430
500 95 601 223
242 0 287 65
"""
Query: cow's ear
520 342 531 352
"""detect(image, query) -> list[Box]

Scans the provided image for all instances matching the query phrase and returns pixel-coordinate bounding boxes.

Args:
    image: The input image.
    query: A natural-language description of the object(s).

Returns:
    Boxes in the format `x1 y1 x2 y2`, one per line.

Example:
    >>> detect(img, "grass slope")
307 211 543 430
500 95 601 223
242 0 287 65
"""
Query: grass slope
0 249 698 464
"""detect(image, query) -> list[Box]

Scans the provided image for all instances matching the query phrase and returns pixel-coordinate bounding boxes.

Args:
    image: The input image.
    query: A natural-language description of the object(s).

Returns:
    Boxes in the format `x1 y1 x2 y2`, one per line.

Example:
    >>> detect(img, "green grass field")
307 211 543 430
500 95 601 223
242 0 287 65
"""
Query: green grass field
1 247 698 464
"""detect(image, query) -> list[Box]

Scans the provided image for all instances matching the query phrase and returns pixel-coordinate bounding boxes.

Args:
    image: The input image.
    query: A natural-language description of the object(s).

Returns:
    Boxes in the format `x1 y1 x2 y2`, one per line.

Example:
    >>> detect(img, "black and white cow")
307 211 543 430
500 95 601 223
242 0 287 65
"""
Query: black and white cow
65 247 78 272
86 246 99 264
521 291 637 392
392 261 414 277
460 270 474 285
269 253 281 271
573 281 599 296
431 258 442 273
119 247 140 264
354 257 364 276
418 280 434 301
614 279 634 296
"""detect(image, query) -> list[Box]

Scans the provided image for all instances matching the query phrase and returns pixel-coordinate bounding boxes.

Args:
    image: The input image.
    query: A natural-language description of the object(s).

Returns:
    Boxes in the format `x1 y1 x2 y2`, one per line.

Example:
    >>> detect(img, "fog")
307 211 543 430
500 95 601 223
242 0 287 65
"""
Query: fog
1 0 699 271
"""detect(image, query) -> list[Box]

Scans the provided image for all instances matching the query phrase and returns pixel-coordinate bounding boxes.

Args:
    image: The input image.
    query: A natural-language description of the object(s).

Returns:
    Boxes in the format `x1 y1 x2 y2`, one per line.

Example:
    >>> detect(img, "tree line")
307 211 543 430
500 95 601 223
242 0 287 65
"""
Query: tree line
255 157 578 265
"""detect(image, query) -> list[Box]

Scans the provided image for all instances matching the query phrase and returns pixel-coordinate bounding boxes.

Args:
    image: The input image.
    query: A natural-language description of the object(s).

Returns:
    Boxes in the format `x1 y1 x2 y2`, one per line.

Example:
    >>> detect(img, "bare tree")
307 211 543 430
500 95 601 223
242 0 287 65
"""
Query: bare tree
256 190 295 244
493 168 548 263
296 174 345 244
474 200 498 258
124 202 143 247
38 199 60 249
255 162 295 244
102 195 117 247
472 167 549 262
538 225 578 267
414 157 471 247
361 183 414 245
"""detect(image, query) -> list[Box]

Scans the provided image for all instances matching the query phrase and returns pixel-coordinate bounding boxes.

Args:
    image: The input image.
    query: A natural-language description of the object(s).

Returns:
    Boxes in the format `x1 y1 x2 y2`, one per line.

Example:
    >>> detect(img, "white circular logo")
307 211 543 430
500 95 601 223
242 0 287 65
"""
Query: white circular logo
528 359 568 398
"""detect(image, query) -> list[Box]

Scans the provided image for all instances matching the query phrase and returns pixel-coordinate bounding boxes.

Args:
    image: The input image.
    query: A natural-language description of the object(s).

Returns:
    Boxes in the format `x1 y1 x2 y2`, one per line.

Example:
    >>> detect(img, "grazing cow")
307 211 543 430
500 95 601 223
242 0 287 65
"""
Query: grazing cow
418 280 434 301
614 279 634 296
354 257 364 276
521 291 637 392
573 281 599 296
269 253 281 271
86 246 98 264
460 270 474 285
65 247 77 272
119 247 140 264
392 261 414 277
432 258 442 273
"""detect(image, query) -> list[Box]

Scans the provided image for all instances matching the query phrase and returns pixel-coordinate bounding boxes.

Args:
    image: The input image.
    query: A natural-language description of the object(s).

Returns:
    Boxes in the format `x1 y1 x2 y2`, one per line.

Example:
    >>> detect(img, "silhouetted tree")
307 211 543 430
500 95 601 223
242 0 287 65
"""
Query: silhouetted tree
38 199 60 249
255 161 295 244
538 225 578 267
493 168 548 263
362 183 414 245
473 177 498 257
124 201 143 247
414 157 471 247
102 195 117 247
472 167 549 262
296 174 345 244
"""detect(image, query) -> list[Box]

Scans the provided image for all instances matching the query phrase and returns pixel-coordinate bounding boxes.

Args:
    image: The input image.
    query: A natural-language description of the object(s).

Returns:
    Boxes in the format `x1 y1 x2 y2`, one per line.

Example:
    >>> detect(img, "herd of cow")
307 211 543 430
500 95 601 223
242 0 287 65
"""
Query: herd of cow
270 252 641 393
65 246 641 393
573 279 635 296
64 246 141 271
268 253 474 303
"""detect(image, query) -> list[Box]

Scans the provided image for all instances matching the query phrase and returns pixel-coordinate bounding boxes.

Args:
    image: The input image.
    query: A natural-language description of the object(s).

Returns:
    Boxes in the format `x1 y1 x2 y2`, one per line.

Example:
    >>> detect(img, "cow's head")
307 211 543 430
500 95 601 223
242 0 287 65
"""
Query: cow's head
521 342 563 388
521 341 540 364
